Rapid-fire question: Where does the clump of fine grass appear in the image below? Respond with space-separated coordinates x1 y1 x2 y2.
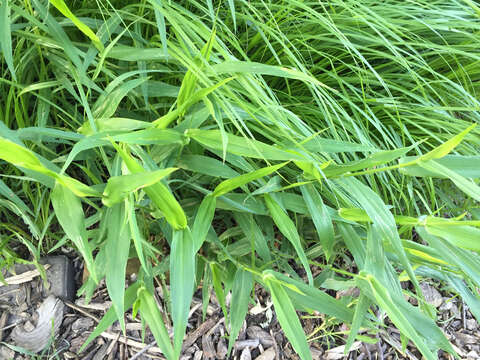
1 0 480 359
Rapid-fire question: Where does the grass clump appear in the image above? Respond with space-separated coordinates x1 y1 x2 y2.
1 0 480 359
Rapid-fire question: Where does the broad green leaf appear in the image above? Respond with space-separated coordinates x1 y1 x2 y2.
234 212 271 262
419 124 476 161
139 288 175 360
1 0 16 80
426 224 480 252
170 228 195 357
80 283 139 352
270 270 354 321
213 162 288 197
63 128 183 170
51 183 96 282
323 146 414 177
188 129 304 161
337 178 420 294
366 275 455 360
264 272 312 360
103 168 177 207
345 294 370 353
178 155 239 178
417 227 480 288
399 155 480 178
78 118 151 135
298 137 376 153
0 138 99 197
210 262 228 318
0 137 49 173
49 0 103 51
127 196 148 273
113 143 187 229
264 194 313 285
93 78 148 119
446 274 480 323
106 45 170 61
300 183 335 261
192 195 216 252
418 160 480 202
212 61 329 89
228 268 253 354
364 274 444 360
105 204 131 332
177 28 216 110
154 77 234 129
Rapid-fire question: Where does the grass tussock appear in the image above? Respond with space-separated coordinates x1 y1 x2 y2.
1 0 480 359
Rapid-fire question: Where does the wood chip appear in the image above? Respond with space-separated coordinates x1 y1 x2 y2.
202 333 216 359
235 339 259 351
255 347 276 360
106 332 121 355
249 300 273 316
247 326 274 347
216 336 228 359
325 341 361 360
193 350 203 360
92 342 109 360
0 312 8 342
0 265 51 286
420 282 442 308
182 316 218 350
100 331 166 358
75 298 112 311
240 346 252 360
11 295 64 353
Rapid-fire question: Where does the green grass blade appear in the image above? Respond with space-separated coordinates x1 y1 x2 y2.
228 268 253 354
234 212 271 262
178 154 239 178
210 262 228 319
105 203 131 333
170 228 195 357
344 294 370 354
188 129 304 161
139 287 175 360
399 155 480 178
213 162 288 197
127 196 148 273
264 272 312 360
418 160 480 202
0 0 16 81
192 195 216 252
51 183 96 282
264 194 313 285
49 0 103 51
300 183 335 261
102 168 177 207
364 274 439 360
113 143 187 229
80 282 140 352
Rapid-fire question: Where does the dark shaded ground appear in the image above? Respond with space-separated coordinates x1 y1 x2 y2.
0 255 479 360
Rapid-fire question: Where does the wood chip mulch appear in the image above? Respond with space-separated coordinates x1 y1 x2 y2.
1 256 479 359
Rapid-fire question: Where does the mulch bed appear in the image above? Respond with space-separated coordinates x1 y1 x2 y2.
0 254 479 359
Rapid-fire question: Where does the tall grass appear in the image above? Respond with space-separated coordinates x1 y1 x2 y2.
1 0 480 359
